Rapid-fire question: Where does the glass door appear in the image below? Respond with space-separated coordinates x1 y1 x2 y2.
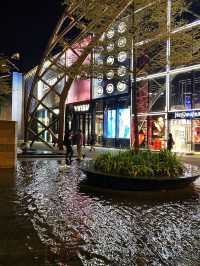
170 119 192 153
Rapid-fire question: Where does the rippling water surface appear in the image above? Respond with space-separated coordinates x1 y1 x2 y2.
0 159 200 266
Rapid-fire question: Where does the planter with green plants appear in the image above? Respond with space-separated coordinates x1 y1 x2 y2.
80 150 200 190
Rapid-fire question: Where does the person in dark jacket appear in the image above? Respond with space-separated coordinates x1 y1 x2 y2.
167 133 175 151
76 129 84 160
63 130 73 165
89 132 96 151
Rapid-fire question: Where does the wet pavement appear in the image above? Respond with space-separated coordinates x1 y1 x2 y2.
0 159 200 265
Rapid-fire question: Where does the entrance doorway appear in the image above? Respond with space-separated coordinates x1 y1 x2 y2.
170 119 192 153
75 113 91 145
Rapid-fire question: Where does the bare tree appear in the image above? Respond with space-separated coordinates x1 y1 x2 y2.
73 0 197 151
0 56 11 102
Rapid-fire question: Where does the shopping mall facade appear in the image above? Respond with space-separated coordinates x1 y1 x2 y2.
25 1 200 153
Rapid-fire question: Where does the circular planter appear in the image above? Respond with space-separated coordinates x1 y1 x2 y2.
80 161 200 191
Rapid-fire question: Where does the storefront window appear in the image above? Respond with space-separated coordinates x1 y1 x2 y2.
193 71 200 109
170 72 193 111
137 77 166 114
96 112 103 144
37 110 51 142
193 119 200 151
138 117 147 148
169 119 192 153
148 115 165 150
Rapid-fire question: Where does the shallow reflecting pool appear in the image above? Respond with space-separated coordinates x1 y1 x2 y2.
0 159 200 265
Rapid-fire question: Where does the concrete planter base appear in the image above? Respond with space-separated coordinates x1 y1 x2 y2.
80 161 200 191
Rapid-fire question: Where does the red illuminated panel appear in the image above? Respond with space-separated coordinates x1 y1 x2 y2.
66 36 91 104
66 36 91 66
66 79 90 104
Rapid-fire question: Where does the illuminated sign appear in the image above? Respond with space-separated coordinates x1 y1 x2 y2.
173 111 200 119
74 104 90 112
185 95 191 110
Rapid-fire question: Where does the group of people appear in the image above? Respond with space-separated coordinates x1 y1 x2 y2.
63 130 96 165
62 130 174 165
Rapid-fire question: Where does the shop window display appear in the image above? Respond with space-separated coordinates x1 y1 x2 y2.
193 119 200 151
96 113 103 144
193 71 200 109
131 117 147 148
148 116 165 150
104 109 116 138
116 108 130 139
138 117 147 148
170 72 193 111
169 119 192 153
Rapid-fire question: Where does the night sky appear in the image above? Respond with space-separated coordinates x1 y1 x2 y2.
0 0 63 72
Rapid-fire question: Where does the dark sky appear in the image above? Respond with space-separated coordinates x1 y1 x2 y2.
0 0 63 72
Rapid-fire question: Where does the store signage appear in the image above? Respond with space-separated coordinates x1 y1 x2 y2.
74 104 90 112
173 111 200 119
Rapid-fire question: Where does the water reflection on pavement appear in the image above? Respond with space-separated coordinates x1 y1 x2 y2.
0 159 200 266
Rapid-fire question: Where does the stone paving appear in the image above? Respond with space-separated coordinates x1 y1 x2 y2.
17 141 200 167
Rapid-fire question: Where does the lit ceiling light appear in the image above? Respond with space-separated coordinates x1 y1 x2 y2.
106 29 115 39
106 56 115 65
106 70 115 79
118 52 127 62
118 37 127 47
117 66 127 77
118 22 127 33
97 73 103 81
106 83 114 94
107 43 115 52
117 81 127 92
97 86 104 95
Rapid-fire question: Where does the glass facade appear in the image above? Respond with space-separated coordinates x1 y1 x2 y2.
25 2 200 153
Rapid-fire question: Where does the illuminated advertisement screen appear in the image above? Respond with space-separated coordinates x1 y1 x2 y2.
117 108 130 138
104 110 116 138
66 79 90 104
66 36 91 104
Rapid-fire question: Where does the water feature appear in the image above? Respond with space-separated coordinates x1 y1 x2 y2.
0 159 200 265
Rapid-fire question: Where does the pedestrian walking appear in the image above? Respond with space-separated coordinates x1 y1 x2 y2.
76 129 84 161
89 132 96 151
167 133 175 151
63 130 73 165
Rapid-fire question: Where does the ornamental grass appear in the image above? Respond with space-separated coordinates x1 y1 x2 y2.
94 150 185 178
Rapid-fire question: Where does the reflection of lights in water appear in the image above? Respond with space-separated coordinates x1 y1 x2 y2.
118 52 127 62
10 160 200 265
106 83 114 93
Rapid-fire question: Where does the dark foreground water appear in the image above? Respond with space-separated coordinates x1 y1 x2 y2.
0 160 200 266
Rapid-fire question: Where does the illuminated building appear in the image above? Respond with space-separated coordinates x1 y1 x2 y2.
25 1 200 153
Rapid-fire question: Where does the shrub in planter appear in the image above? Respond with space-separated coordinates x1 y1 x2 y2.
94 150 185 178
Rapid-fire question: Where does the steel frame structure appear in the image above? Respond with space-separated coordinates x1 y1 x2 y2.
25 0 133 149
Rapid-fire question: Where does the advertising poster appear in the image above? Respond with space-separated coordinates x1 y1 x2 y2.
104 110 116 138
117 108 130 138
